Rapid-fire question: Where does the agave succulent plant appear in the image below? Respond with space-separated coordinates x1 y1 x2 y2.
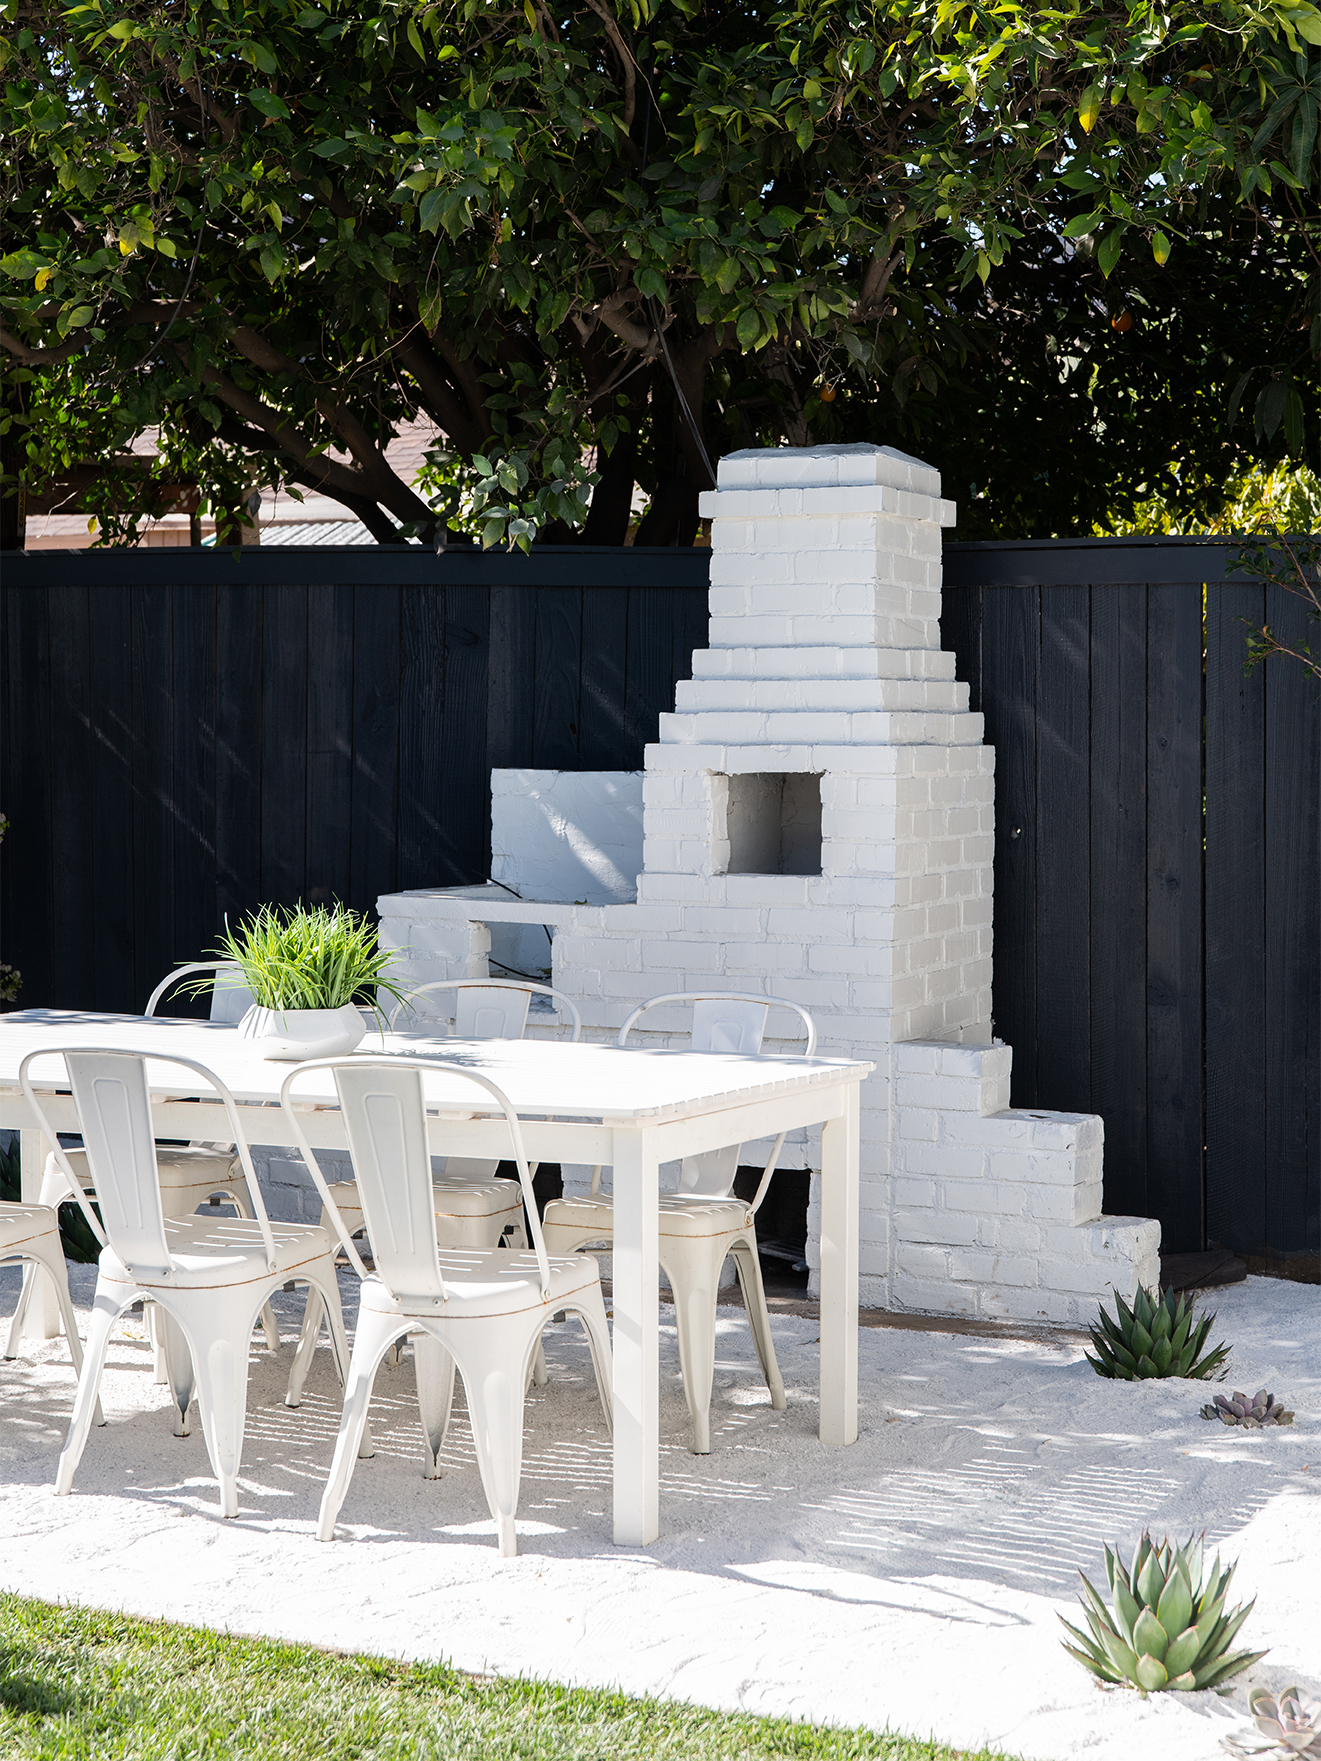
1223 1686 1321 1757
1086 1284 1230 1380
1202 1389 1295 1428
1060 1532 1265 1695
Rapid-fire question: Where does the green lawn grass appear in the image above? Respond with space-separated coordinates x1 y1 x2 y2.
0 1594 1023 1761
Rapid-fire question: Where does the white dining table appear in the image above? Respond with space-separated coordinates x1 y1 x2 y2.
0 1009 871 1545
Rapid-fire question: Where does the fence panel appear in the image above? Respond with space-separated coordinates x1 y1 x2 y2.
944 539 1319 1273
0 546 709 1020
3 535 1316 1271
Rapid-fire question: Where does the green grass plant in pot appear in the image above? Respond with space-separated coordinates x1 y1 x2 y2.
197 903 407 1061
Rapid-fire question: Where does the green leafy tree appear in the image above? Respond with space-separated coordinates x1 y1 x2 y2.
2 0 1318 547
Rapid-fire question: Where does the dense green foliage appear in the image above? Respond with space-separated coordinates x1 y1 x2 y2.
1 0 1318 544
0 1595 1018 1759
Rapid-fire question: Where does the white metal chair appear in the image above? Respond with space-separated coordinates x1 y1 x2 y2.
541 991 816 1453
10 962 280 1363
19 1047 349 1518
1 1201 87 1377
280 1058 612 1558
315 978 583 1252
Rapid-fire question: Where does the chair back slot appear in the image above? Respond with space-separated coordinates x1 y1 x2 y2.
333 1064 448 1303
66 1052 172 1276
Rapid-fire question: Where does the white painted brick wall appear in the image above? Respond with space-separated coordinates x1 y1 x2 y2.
888 1038 1159 1322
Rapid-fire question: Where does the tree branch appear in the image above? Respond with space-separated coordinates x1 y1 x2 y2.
582 0 637 136
394 330 487 455
592 290 657 354
0 327 84 366
851 249 901 320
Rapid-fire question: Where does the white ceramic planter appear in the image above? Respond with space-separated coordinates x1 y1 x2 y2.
237 1002 366 1062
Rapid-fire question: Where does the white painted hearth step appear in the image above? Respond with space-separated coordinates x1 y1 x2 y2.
673 678 969 715
691 646 959 682
657 709 986 747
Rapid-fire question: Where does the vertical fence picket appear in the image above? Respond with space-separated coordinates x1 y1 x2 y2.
1205 577 1268 1256
1087 584 1150 1218
1262 580 1321 1270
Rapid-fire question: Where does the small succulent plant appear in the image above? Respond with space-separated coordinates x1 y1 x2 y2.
1223 1686 1321 1757
1202 1389 1295 1428
1086 1284 1230 1380
1060 1532 1265 1695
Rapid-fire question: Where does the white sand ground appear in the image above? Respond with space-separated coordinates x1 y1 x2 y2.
0 1266 1316 1761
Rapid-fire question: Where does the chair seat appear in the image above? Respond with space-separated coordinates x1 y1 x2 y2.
57 1143 238 1195
543 1191 755 1241
361 1246 602 1321
0 1202 63 1254
98 1215 335 1291
322 1177 524 1227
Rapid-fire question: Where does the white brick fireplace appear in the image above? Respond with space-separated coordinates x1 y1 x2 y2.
378 443 1159 1322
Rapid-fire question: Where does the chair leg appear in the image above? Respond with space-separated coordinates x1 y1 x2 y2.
285 1260 350 1406
23 1241 104 1429
155 1306 195 1437
663 1238 728 1456
4 1263 39 1359
285 1289 323 1409
565 1291 614 1430
226 1182 281 1353
730 1239 786 1410
413 1334 456 1478
55 1285 122 1495
180 1299 257 1519
317 1306 401 1541
453 1318 536 1558
30 1245 85 1379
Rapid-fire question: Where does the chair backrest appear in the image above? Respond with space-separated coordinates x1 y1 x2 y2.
280 1057 552 1300
389 979 581 1043
18 1047 276 1277
146 961 255 1027
618 992 818 1196
618 992 817 1057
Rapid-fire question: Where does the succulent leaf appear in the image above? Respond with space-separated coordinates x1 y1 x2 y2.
1184 1535 1204 1595
1112 1573 1142 1645
1137 1549 1166 1612
1157 1567 1193 1642
1136 1653 1169 1693
1134 1605 1170 1660
1194 1648 1268 1691
1163 1625 1202 1677
1166 1670 1197 1691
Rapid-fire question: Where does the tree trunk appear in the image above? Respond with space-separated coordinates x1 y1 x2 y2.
581 379 648 545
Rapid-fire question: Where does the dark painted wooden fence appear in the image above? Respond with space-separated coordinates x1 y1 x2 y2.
943 539 1320 1275
0 545 708 1019
2 535 1317 1272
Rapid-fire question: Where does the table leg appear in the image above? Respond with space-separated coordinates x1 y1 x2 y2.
19 1127 63 1342
818 1083 859 1446
610 1124 659 1546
